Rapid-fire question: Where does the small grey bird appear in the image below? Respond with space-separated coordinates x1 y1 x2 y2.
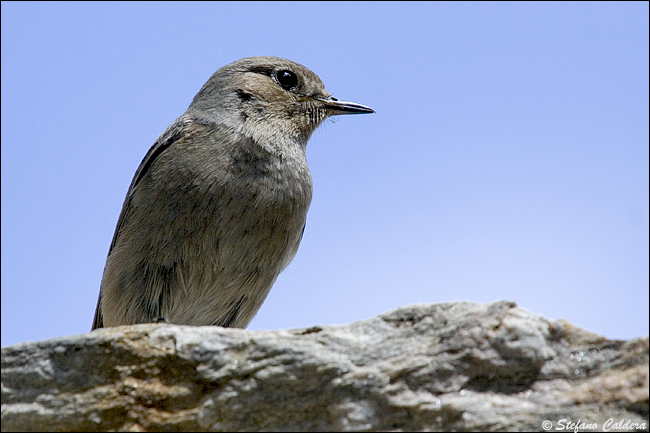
92 56 373 330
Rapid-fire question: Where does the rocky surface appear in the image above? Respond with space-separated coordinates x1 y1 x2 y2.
1 301 648 432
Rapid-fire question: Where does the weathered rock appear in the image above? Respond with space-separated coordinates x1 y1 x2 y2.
1 301 648 432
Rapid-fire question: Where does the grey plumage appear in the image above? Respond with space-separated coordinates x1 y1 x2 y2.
92 56 373 330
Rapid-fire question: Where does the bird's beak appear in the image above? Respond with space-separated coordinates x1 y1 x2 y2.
315 96 375 115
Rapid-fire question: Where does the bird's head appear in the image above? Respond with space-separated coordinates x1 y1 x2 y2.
187 56 374 147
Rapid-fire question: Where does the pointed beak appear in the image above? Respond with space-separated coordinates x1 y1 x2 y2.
315 96 375 115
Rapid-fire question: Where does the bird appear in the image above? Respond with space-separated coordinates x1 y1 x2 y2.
91 56 374 330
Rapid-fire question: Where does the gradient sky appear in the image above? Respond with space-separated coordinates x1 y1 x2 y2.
2 1 648 347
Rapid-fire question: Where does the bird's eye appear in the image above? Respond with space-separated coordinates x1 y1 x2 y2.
276 70 298 90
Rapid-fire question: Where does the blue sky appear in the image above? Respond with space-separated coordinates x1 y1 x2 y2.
2 1 648 347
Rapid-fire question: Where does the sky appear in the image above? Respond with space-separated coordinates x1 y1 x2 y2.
2 1 648 347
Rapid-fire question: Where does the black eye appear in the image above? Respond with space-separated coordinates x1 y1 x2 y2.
276 70 298 90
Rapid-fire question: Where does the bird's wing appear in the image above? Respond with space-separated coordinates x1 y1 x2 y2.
91 116 192 330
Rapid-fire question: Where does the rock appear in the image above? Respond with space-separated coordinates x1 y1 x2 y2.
1 301 648 432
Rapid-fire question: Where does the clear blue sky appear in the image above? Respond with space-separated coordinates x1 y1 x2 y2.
2 2 648 347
